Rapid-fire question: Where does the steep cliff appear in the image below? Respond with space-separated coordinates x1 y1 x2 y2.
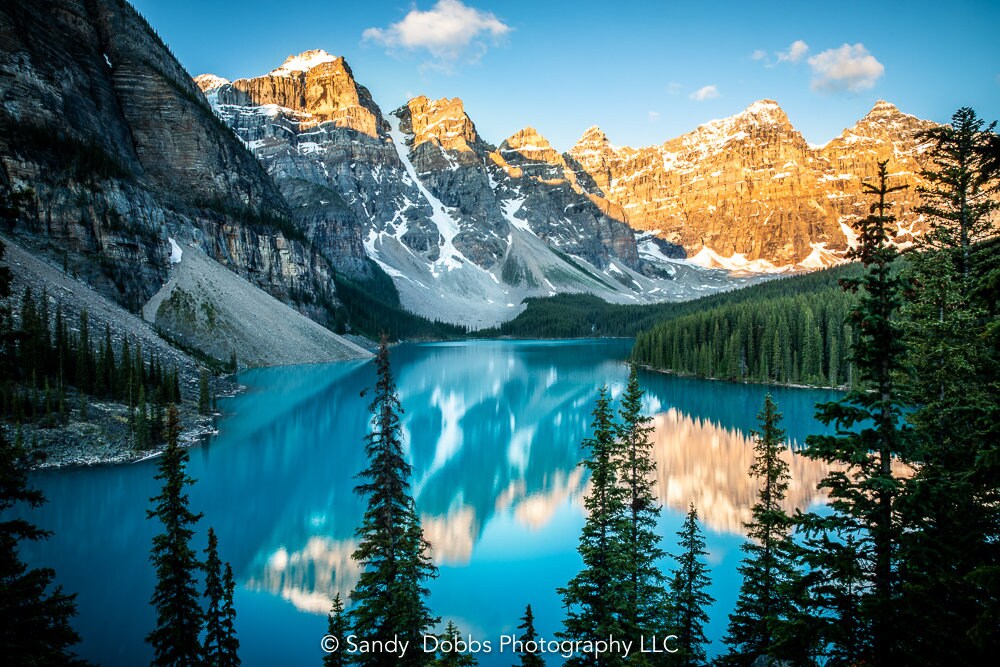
0 0 344 340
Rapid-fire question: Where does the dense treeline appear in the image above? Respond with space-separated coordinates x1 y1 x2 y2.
0 285 182 448
330 264 467 341
479 263 862 340
631 281 858 387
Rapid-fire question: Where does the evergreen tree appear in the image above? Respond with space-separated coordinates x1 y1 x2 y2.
513 604 544 667
433 621 477 667
146 404 204 666
0 424 88 665
723 395 805 665
219 563 240 667
667 504 714 667
198 369 210 415
349 337 438 667
203 528 225 664
894 108 1000 663
614 366 665 643
798 161 910 666
915 107 999 281
558 386 626 666
323 593 349 667
75 310 90 395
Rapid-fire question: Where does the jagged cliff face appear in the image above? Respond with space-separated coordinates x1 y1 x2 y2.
567 99 939 268
198 54 722 326
0 0 336 323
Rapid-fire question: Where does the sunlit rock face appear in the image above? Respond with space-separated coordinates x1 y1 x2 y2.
566 99 940 268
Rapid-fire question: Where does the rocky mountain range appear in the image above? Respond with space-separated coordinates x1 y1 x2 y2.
196 50 940 324
1 0 944 350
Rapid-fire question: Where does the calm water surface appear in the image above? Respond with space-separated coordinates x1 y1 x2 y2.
19 339 841 665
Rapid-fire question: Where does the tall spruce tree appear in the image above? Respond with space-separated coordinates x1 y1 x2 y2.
349 337 437 667
324 593 348 667
667 504 714 667
146 404 204 666
203 527 225 664
219 563 240 667
432 621 477 667
798 161 910 666
615 366 665 643
915 107 999 281
723 394 804 665
558 386 626 667
514 604 544 667
895 107 1000 663
0 422 88 665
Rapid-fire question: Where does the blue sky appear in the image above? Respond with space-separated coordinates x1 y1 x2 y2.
132 0 1000 151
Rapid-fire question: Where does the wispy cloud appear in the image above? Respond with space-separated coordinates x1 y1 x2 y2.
808 43 884 93
648 111 661 122
777 40 809 63
689 85 720 101
666 82 682 95
751 49 768 61
362 0 510 70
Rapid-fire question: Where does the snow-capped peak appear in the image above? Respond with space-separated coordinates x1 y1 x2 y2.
268 49 338 77
193 73 230 93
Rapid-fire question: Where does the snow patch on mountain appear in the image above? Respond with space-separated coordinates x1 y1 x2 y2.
387 113 464 275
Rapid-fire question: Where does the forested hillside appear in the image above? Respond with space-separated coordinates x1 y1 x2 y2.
481 264 860 341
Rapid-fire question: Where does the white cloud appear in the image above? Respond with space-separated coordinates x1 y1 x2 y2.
689 85 719 102
362 0 510 65
648 111 661 122
808 43 885 93
751 49 768 61
666 82 682 95
777 40 809 63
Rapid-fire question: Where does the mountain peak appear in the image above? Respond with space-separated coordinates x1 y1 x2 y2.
863 99 903 119
193 73 230 93
268 49 340 77
402 96 479 151
737 99 789 123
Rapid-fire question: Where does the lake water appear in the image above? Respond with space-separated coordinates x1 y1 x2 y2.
19 339 841 666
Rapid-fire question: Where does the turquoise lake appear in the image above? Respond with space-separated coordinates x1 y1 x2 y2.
19 339 842 665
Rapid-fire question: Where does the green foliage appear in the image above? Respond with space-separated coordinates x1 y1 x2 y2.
915 107 999 279
202 527 225 664
198 368 211 415
487 264 861 344
146 405 204 666
631 268 861 387
349 338 438 667
332 262 465 341
0 286 182 439
323 594 349 667
891 107 1000 663
220 563 240 667
723 395 806 665
797 162 912 666
432 621 478 666
615 367 666 644
0 423 88 665
557 387 627 666
667 504 714 667
514 605 545 667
